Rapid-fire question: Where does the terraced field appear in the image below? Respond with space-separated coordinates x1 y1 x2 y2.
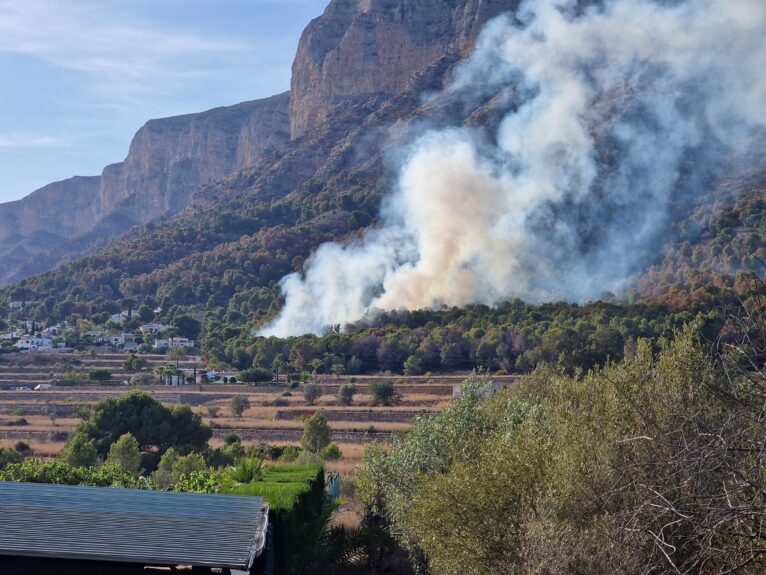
0 351 520 473
0 351 200 387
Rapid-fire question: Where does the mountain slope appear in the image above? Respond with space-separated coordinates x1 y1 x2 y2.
0 93 290 285
2 0 765 371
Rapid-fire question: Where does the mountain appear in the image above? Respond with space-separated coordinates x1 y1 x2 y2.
0 0 515 287
2 0 765 371
0 93 290 285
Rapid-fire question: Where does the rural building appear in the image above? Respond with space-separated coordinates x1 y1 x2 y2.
0 481 269 573
14 336 53 352
109 311 132 324
139 322 169 334
42 324 63 337
154 337 194 350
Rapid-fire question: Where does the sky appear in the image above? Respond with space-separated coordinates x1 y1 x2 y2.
0 0 328 203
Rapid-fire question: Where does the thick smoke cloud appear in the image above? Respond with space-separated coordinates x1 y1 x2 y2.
261 0 766 337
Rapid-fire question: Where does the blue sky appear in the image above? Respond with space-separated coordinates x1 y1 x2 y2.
0 0 327 202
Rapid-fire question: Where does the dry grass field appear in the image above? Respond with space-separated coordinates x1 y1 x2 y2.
0 351 521 487
0 350 517 477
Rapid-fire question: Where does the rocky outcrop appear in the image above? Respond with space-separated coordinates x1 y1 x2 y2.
0 93 290 284
0 176 101 279
97 92 290 222
289 0 516 138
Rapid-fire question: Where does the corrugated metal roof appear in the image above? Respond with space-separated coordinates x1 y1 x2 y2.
0 481 267 570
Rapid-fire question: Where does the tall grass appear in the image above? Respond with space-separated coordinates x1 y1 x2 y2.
222 464 322 511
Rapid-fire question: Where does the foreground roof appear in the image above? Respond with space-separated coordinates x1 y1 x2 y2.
0 481 267 570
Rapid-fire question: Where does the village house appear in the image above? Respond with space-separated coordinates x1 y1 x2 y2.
104 333 138 350
108 311 132 325
14 335 53 352
139 322 170 335
42 324 63 337
154 337 194 351
8 300 33 312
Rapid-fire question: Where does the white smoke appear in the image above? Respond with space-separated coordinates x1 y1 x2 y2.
261 0 766 337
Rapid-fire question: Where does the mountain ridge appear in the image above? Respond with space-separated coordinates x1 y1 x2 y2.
0 92 291 285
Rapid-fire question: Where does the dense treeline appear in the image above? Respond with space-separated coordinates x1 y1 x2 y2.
207 300 725 377
638 185 766 307
358 297 766 574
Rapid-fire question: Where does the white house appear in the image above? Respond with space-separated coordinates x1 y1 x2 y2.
14 336 53 352
154 337 194 351
106 333 126 346
8 301 33 312
104 333 137 349
139 323 169 335
109 311 132 324
0 331 20 341
42 324 63 337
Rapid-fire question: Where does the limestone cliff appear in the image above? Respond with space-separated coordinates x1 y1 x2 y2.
0 0 519 284
289 0 515 138
0 93 290 284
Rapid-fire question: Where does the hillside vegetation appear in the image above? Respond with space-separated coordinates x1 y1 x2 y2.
359 298 766 574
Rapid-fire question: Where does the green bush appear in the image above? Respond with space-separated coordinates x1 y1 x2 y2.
238 367 272 383
0 447 23 471
322 442 343 461
0 459 135 487
88 368 112 381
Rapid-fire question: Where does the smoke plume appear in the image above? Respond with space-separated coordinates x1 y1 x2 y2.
261 0 766 337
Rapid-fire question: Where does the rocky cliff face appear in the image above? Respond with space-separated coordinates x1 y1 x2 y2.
0 92 290 284
0 0 518 285
289 0 515 138
0 176 101 276
98 92 290 222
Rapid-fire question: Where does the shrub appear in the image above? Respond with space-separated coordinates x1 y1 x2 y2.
226 458 265 484
238 367 272 383
0 459 135 487
0 447 23 470
301 412 332 454
303 384 322 406
369 381 400 406
59 434 98 467
279 445 302 463
88 369 112 381
322 442 343 461
230 396 251 417
105 433 141 475
338 383 357 406
224 433 241 446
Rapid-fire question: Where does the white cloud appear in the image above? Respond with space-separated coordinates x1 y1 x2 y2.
0 0 255 100
0 134 68 149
